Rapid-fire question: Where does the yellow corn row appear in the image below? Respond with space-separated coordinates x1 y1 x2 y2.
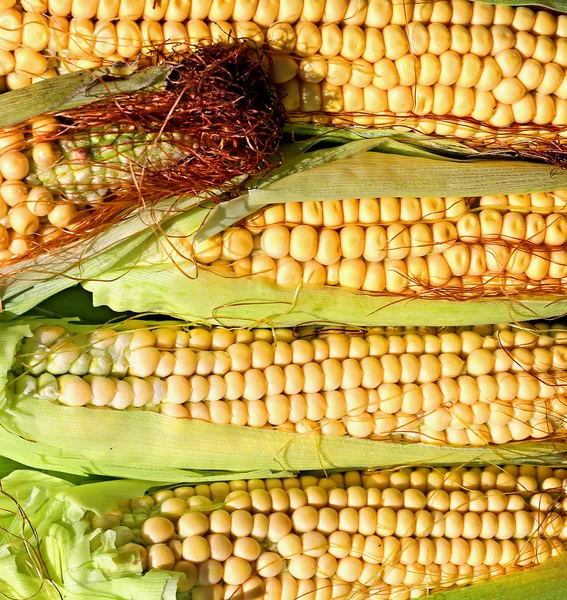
193 193 567 298
0 119 77 261
89 466 567 598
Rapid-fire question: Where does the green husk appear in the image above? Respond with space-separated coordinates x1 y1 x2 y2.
0 319 566 482
434 551 567 600
82 145 567 327
246 152 567 206
87 266 567 328
0 63 171 128
0 194 203 320
481 0 567 8
0 470 179 600
1 469 567 600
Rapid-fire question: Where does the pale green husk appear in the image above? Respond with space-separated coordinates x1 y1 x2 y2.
1 469 567 600
0 194 209 320
0 470 177 600
484 0 567 8
83 145 567 327
0 319 566 482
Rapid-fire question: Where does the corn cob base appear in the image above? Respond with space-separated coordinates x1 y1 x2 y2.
85 466 567 598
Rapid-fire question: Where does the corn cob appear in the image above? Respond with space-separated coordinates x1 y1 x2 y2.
191 193 567 299
4 0 567 137
0 126 62 259
85 466 567 598
4 2 567 264
11 320 567 446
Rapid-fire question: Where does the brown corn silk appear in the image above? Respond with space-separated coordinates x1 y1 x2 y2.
0 42 286 267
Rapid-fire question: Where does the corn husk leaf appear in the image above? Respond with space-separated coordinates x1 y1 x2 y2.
247 152 567 205
458 0 567 11
0 63 171 128
85 145 567 326
86 266 567 327
1 469 567 600
435 552 567 600
1 319 566 482
0 470 180 600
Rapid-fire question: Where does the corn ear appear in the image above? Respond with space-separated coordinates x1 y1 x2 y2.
83 143 567 326
1 468 567 600
2 319 567 481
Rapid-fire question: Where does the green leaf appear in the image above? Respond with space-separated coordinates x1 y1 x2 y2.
285 123 482 157
0 471 179 600
0 63 172 128
477 0 567 10
31 286 128 323
434 552 567 600
249 153 567 205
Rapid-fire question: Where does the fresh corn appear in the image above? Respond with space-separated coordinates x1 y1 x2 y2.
269 12 567 133
0 37 285 264
193 193 567 298
0 0 567 137
85 466 567 598
2 467 567 600
0 124 80 260
4 1 567 264
2 0 567 136
11 320 567 446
